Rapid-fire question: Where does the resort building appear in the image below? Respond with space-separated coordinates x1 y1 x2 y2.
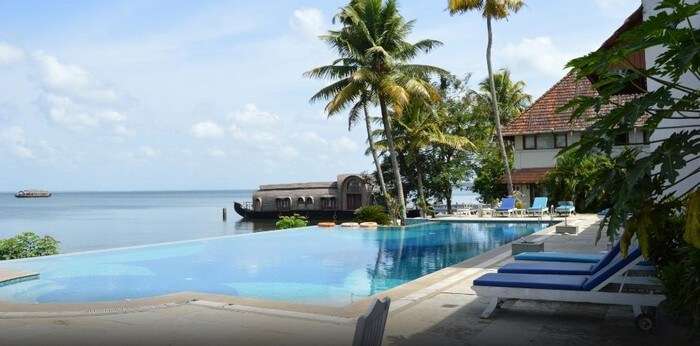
502 7 649 207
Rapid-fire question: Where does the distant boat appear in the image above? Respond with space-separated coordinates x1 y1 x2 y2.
234 174 370 220
233 174 421 220
15 190 52 198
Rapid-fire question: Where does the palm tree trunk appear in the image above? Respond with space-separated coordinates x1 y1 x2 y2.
363 102 389 201
415 157 427 218
379 97 408 223
486 16 514 196
446 193 452 214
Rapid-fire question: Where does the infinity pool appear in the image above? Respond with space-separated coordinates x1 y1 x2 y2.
0 221 549 306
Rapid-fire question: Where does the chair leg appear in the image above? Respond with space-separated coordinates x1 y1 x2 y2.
632 304 642 317
481 297 499 319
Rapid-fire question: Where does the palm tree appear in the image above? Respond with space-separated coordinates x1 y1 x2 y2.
476 68 532 125
375 100 474 216
306 0 446 223
448 0 525 196
348 91 389 199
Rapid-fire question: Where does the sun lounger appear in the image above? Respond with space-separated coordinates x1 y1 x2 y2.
499 243 621 275
526 197 548 216
472 247 665 331
494 197 516 217
514 251 605 263
555 201 576 216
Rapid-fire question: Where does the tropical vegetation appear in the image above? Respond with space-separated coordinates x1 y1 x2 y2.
306 0 447 223
543 151 615 213
448 0 526 196
562 0 699 331
0 232 59 260
275 214 309 230
354 205 391 225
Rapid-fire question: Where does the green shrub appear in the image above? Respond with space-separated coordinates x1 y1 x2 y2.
0 232 60 260
659 246 700 332
275 214 309 229
354 205 391 225
543 151 614 213
472 147 511 205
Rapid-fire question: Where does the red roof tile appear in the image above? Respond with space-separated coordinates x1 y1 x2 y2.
503 168 551 184
502 72 643 136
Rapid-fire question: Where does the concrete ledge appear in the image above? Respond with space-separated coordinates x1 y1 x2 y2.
556 225 580 234
0 269 39 287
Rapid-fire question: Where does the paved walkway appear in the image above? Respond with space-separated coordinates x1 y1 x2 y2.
0 215 679 345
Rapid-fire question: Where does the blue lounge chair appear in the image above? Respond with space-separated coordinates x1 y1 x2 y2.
555 201 576 216
526 197 548 216
472 247 665 331
514 251 604 263
494 197 516 216
500 243 621 275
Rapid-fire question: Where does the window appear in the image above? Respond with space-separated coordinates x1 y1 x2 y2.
614 132 629 146
297 197 305 208
305 197 314 207
537 134 554 149
523 135 536 150
275 198 291 211
554 133 567 148
253 198 262 211
321 197 336 210
346 178 361 193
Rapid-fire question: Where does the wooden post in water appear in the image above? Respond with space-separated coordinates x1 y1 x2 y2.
222 208 227 221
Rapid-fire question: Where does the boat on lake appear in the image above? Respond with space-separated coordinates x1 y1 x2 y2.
15 190 52 198
234 174 371 220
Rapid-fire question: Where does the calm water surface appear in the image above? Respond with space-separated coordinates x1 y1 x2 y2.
0 190 271 252
0 221 546 306
0 190 480 253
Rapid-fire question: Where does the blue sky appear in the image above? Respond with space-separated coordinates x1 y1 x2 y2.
0 0 640 191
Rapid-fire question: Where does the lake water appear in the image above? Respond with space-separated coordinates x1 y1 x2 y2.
0 190 479 253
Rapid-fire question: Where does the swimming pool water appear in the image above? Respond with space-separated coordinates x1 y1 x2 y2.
0 222 549 306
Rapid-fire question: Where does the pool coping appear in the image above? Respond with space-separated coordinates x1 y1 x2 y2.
0 219 563 320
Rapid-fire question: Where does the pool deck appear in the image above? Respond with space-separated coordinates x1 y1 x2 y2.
0 214 675 345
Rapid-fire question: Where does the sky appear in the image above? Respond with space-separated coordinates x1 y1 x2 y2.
0 0 641 191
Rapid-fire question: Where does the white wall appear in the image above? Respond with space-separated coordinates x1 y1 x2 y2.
644 0 700 197
514 149 560 169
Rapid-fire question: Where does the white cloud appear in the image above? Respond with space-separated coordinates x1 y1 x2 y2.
1 126 34 159
0 43 24 65
502 37 572 77
332 137 359 153
139 145 160 158
228 103 279 127
290 8 325 38
300 131 328 145
191 121 224 138
33 52 128 131
595 0 638 12
207 147 227 158
113 125 134 136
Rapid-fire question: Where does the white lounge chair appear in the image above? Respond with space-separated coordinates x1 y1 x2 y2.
472 247 664 331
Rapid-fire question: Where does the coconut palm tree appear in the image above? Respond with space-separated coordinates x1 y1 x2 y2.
476 68 532 125
306 0 446 223
374 100 474 216
348 91 389 199
448 0 525 196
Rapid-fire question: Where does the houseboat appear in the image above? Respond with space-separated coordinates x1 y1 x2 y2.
234 174 371 220
15 190 52 198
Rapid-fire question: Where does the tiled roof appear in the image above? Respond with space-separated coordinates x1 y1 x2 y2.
503 168 551 184
502 72 643 136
